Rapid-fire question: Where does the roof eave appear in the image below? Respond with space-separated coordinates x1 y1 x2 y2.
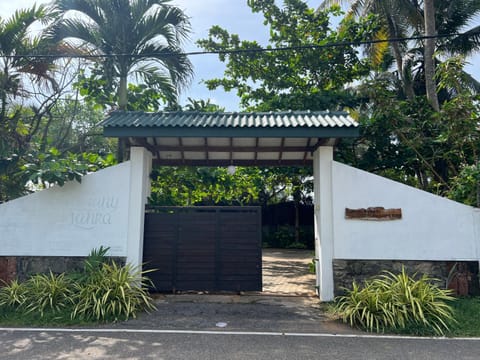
103 126 360 138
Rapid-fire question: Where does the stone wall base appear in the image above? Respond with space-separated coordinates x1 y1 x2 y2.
0 257 17 284
0 256 126 284
333 259 480 296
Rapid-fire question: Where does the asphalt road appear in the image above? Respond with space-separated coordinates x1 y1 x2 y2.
1 295 479 359
1 328 480 360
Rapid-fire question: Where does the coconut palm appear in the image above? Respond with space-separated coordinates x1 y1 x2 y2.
50 0 193 110
319 0 480 102
319 0 422 99
424 0 439 110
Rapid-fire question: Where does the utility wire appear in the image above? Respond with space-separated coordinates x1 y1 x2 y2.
0 31 476 59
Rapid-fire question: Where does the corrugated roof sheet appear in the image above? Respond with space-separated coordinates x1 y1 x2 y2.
102 110 358 129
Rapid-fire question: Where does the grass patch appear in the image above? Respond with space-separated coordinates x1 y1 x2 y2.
447 297 480 337
0 306 97 327
384 297 480 337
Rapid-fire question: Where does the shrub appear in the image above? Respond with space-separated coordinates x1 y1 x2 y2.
334 267 456 335
83 245 110 275
0 280 28 309
0 247 156 324
68 246 111 284
72 262 156 322
24 272 74 316
308 257 316 274
285 242 307 249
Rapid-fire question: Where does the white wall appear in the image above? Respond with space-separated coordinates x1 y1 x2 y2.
332 161 480 261
0 162 131 257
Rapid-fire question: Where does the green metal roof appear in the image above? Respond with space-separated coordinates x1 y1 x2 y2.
102 110 359 166
102 110 359 138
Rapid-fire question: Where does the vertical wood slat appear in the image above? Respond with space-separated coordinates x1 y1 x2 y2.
143 206 262 292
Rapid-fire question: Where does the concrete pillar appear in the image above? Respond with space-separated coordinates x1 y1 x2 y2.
313 146 335 301
126 147 152 268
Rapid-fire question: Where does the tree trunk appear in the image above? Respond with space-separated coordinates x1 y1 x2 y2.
386 16 415 99
118 76 128 110
116 75 128 161
423 0 440 111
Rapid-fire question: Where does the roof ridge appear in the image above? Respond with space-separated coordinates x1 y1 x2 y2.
102 110 358 130
112 109 348 115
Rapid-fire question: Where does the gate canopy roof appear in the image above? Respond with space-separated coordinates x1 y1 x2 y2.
102 110 358 166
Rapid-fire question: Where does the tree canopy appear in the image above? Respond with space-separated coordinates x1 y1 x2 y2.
50 0 193 110
1 0 480 209
197 0 378 111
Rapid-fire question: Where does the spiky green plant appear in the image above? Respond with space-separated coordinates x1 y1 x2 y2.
24 272 74 317
334 267 456 335
84 246 110 273
334 281 398 333
72 262 156 322
0 280 28 309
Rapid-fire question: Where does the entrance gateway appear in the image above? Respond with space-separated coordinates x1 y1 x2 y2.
144 206 262 292
102 110 359 300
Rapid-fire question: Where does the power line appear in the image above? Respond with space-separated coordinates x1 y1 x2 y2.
0 31 476 60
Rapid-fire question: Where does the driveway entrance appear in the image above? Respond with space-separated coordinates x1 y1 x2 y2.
143 206 262 292
261 249 316 296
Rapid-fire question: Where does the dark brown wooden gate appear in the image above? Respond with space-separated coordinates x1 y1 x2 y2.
143 206 262 292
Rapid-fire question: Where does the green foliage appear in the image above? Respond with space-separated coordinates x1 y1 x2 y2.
285 242 307 249
198 0 378 110
70 246 156 322
449 297 480 337
272 225 295 248
334 268 456 335
262 225 313 249
53 0 193 109
67 245 112 284
150 166 312 207
339 60 480 198
184 97 225 112
0 279 28 309
83 245 110 274
0 247 156 324
74 68 167 111
1 98 116 201
72 262 156 322
150 166 263 206
448 164 480 206
21 149 116 187
23 272 73 317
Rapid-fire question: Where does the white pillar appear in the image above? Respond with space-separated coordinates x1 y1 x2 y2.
313 146 335 301
126 147 152 268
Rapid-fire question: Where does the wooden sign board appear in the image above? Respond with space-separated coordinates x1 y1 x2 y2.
345 207 402 220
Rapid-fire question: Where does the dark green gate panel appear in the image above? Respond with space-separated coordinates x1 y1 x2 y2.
143 207 262 292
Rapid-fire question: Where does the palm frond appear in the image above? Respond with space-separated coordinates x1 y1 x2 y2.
52 0 193 105
368 28 390 68
54 0 105 28
50 18 103 51
0 5 46 56
134 43 192 89
441 26 480 56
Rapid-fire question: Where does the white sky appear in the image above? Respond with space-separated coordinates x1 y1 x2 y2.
2 0 479 110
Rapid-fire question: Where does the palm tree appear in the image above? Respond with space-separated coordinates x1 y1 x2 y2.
0 5 57 121
319 0 422 99
423 0 439 110
50 0 193 110
0 5 61 201
319 0 480 103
